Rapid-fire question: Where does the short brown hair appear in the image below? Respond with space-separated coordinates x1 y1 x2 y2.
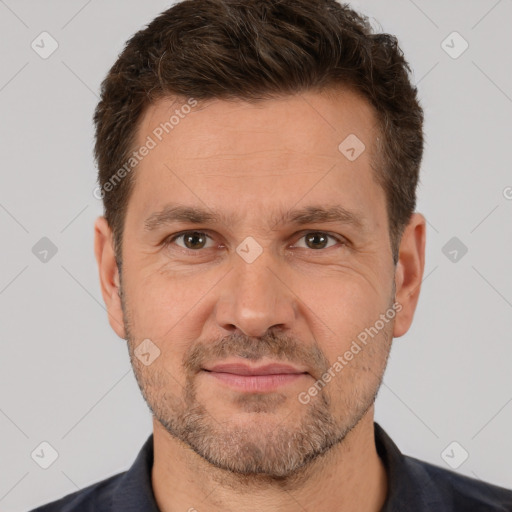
93 0 423 267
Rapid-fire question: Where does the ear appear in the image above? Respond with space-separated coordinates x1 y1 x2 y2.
393 213 426 338
94 216 126 339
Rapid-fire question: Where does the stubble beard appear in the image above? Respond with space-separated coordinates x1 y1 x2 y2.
119 281 392 483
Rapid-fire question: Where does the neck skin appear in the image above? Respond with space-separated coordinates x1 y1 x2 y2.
151 406 388 512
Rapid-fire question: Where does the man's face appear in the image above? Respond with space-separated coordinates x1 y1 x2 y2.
114 89 399 477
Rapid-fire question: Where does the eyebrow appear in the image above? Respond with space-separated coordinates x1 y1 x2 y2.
144 203 366 232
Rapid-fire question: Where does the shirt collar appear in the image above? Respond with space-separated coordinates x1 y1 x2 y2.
374 422 446 511
111 433 160 512
110 422 444 511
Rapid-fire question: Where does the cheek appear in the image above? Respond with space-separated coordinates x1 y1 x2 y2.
122 265 210 360
319 320 393 403
298 271 390 344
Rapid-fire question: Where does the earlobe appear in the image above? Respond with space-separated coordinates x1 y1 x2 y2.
94 216 126 339
392 213 426 338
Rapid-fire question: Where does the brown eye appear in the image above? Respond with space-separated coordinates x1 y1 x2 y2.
167 231 214 250
294 232 341 250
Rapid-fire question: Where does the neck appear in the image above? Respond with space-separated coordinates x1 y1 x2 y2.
151 408 388 512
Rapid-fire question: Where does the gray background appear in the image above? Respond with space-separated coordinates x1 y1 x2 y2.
0 0 511 510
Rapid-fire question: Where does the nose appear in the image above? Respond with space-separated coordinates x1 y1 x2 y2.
214 247 297 338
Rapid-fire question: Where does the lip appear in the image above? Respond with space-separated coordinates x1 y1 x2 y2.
201 362 309 393
203 362 307 375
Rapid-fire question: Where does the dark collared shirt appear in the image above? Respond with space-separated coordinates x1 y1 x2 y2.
29 422 512 511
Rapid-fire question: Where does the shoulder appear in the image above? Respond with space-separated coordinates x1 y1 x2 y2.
28 471 125 512
28 433 157 511
404 454 512 511
374 422 512 511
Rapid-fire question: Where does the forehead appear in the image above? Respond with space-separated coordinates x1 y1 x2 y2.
127 88 385 230
136 88 379 167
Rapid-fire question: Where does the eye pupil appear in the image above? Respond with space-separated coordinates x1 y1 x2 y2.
184 231 207 249
305 232 328 249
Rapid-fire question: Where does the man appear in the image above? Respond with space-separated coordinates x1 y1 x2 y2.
30 0 512 510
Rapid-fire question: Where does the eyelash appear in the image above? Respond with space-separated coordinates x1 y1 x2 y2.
162 230 347 254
